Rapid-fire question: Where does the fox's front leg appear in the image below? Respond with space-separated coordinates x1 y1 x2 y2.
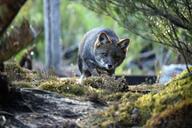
79 60 99 84
90 69 99 76
85 59 100 76
78 61 95 83
79 70 90 84
79 69 99 84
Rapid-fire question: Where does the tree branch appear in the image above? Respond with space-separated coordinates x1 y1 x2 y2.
0 20 37 62
0 0 26 37
146 3 191 31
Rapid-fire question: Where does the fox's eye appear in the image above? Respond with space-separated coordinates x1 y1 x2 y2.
113 55 120 61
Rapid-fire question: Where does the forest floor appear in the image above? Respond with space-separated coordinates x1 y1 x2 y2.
0 62 192 128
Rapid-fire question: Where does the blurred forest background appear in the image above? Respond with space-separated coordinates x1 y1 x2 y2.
11 0 185 76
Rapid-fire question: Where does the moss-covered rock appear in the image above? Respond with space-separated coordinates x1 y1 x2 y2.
95 69 192 127
38 78 87 97
146 99 192 128
12 81 35 88
4 62 192 128
4 61 37 81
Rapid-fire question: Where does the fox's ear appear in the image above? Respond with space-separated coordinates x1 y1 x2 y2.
98 32 110 45
118 38 130 50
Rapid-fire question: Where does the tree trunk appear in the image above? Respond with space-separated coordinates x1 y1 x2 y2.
44 0 62 75
0 0 26 37
0 20 37 62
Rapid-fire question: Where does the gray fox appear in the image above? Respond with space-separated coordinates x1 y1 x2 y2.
78 28 130 80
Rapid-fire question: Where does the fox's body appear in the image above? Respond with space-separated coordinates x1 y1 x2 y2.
78 28 129 79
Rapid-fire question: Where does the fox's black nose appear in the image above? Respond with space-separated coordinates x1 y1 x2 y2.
107 64 113 69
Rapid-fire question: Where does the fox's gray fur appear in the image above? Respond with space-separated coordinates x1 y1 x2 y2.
78 28 130 80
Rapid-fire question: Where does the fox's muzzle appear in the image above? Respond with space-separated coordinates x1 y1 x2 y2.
107 64 113 69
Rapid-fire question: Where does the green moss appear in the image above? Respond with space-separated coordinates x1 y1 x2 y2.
128 84 164 93
38 78 87 96
4 61 38 81
136 69 192 124
121 92 143 102
4 62 129 100
106 92 124 101
36 77 120 103
95 69 192 127
146 99 192 128
11 81 34 88
83 76 128 92
6 62 192 127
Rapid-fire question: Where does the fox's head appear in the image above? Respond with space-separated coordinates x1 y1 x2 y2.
93 32 130 71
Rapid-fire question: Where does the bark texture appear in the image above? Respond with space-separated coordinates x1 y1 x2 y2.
44 0 62 74
0 20 36 62
0 0 26 37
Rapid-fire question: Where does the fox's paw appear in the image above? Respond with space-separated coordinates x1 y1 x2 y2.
77 75 84 85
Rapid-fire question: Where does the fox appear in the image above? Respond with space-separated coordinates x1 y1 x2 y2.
78 27 130 81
